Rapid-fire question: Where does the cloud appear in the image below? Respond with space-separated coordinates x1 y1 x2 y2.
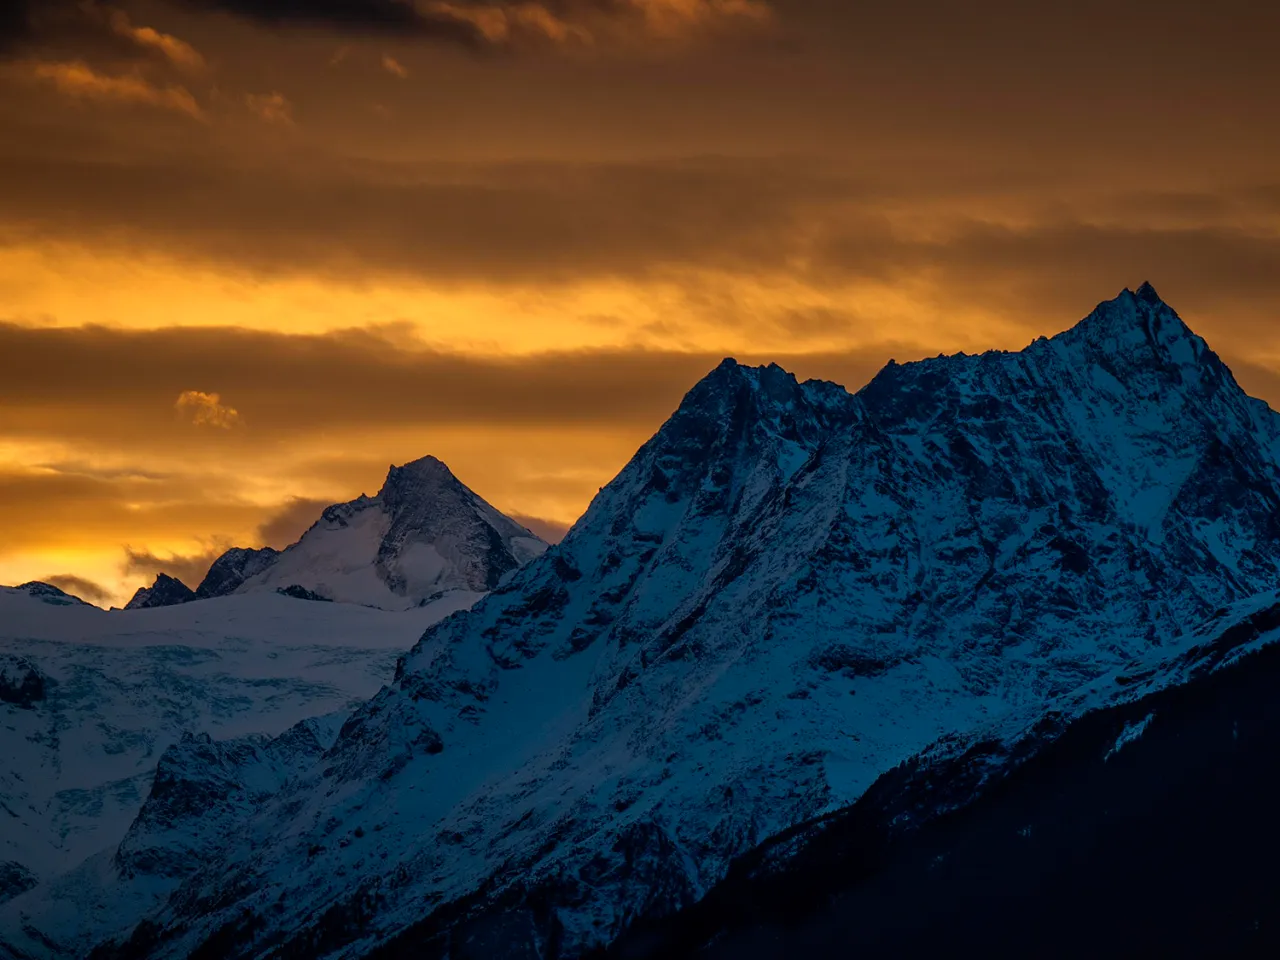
17 59 205 119
508 513 571 543
122 543 228 589
0 323 872 435
183 0 772 49
380 53 408 77
41 573 114 605
256 497 329 547
105 8 206 72
0 153 850 283
0 464 268 555
175 390 243 428
245 90 294 124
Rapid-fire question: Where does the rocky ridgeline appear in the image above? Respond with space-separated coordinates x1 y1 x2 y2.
11 286 1280 959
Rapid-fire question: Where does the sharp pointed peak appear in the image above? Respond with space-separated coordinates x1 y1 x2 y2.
1134 280 1163 304
391 454 451 475
150 572 191 589
379 455 458 494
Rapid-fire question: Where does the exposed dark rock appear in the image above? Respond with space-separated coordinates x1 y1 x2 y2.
124 574 196 610
275 584 332 602
196 547 280 599
0 654 47 707
0 860 37 905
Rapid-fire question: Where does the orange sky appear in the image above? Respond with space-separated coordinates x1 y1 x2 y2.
2 0 1279 605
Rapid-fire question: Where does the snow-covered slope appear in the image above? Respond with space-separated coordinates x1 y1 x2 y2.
10 285 1280 959
619 590 1280 958
124 456 548 612
0 586 479 902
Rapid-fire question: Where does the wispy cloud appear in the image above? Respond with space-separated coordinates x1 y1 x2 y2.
105 7 206 72
20 59 205 119
41 572 114 605
380 53 408 78
245 90 294 125
122 543 229 589
180 0 773 50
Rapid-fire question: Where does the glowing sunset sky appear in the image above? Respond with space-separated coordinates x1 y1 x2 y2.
2 0 1279 605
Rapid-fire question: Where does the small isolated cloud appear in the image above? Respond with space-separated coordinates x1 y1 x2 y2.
256 497 329 548
20 59 205 119
380 53 408 78
122 543 229 590
245 90 294 125
175 389 243 428
105 8 206 72
42 573 114 606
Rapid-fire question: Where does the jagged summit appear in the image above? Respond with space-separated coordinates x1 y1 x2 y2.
194 546 279 600
1055 282 1207 359
216 456 546 610
1135 279 1162 303
18 287 1280 960
123 574 195 611
121 457 548 612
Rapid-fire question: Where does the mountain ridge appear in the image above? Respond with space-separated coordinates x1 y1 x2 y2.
10 285 1280 960
122 456 547 612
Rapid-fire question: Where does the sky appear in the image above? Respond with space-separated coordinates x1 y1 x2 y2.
2 0 1279 606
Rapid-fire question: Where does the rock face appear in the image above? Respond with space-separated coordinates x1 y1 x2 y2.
0 655 46 707
194 547 280 600
0 862 36 907
127 457 547 612
123 574 196 610
14 286 1280 960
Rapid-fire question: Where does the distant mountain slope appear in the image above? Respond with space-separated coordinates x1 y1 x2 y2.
123 456 547 612
0 587 479 900
11 286 1280 960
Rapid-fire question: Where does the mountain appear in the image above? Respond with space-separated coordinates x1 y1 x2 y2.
12 582 92 608
123 574 196 610
194 547 280 600
616 593 1280 958
126 456 548 612
0 587 482 905
9 285 1280 959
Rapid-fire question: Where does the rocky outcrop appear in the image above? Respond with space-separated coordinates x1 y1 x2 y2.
195 547 280 599
0 655 46 707
124 574 196 610
0 862 36 906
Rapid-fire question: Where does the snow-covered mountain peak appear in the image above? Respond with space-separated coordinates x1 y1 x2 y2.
18 288 1280 960
1054 283 1213 370
1044 287 1265 435
378 453 455 500
9 582 91 608
230 456 548 609
112 458 548 613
